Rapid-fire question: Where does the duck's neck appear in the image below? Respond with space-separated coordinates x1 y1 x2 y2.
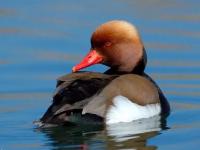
105 48 147 75
131 47 147 74
104 65 144 75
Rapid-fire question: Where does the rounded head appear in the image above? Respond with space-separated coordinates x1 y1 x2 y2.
73 20 146 73
91 20 141 48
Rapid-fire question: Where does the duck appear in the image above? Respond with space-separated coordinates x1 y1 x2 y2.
39 20 170 126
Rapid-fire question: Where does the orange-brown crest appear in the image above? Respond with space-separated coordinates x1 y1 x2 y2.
91 20 141 47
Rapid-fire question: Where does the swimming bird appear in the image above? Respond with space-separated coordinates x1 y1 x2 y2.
39 20 170 126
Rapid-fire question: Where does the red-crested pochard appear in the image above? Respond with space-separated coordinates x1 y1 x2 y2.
39 20 170 126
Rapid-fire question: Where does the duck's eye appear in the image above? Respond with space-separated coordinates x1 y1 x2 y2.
104 42 112 47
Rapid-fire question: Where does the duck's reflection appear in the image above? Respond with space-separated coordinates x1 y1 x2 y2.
105 115 166 150
36 115 168 150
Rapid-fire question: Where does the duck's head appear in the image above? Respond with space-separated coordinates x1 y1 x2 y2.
72 20 147 74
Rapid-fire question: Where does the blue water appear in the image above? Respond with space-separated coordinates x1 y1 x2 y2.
1 0 200 149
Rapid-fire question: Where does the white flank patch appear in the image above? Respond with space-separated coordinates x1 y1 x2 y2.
106 95 161 124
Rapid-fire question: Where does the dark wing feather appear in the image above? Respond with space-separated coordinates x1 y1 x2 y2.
40 71 117 125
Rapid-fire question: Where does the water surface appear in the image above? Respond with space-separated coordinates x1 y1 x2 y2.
0 0 200 149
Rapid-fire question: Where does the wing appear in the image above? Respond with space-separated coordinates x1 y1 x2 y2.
40 71 117 125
